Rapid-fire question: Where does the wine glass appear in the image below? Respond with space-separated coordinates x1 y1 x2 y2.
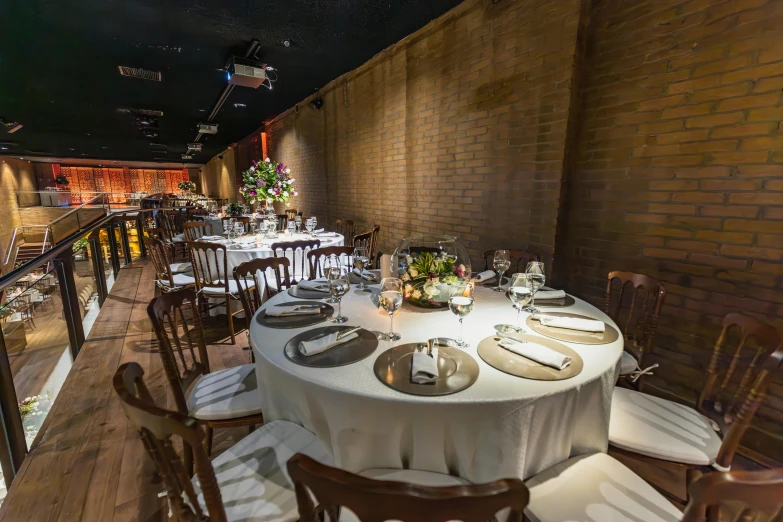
449 284 474 348
492 250 511 292
327 267 350 323
507 273 533 331
311 216 318 234
249 221 257 236
295 214 302 233
287 220 296 236
233 222 245 246
525 261 546 313
377 278 403 341
323 256 342 303
305 218 315 236
353 247 370 290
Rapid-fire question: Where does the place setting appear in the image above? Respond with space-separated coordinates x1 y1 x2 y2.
256 300 334 328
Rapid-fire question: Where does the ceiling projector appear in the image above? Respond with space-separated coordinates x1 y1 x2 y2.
198 122 218 134
227 56 270 89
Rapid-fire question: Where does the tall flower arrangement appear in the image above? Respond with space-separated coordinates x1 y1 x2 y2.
177 180 196 193
239 158 298 204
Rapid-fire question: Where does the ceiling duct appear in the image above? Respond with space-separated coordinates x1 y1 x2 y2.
117 66 162 81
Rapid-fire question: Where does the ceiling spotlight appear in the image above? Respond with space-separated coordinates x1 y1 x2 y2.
283 40 290 47
309 97 324 110
233 103 246 108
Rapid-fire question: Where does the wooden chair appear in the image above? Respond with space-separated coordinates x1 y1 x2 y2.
681 468 783 522
285 209 298 221
158 211 188 260
483 249 540 275
12 293 35 330
233 257 293 309
147 289 264 455
235 216 250 233
307 246 354 279
270 239 320 284
188 241 253 344
288 453 529 522
143 236 195 293
276 215 288 231
113 362 332 522
352 225 380 262
183 221 213 242
604 271 667 383
334 219 355 240
609 312 782 502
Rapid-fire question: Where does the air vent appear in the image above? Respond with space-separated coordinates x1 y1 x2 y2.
118 66 162 81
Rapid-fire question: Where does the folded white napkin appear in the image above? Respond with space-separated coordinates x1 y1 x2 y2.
297 279 330 292
202 235 223 240
316 232 338 237
498 338 572 370
265 305 322 317
537 316 605 333
472 270 496 283
299 332 359 356
313 228 324 234
411 349 439 384
534 290 567 300
353 268 379 281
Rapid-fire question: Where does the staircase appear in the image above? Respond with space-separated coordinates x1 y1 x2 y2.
15 243 52 265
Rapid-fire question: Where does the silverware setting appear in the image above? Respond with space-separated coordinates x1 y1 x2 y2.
496 331 527 344
337 325 362 340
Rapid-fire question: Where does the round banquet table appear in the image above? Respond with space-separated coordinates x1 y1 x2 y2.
249 283 623 483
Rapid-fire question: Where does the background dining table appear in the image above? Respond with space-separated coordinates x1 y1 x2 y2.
249 281 623 483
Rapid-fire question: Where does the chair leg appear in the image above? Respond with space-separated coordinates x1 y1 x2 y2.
205 426 213 456
227 301 235 345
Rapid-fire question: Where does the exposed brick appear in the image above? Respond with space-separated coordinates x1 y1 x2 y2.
700 205 760 218
685 112 744 128
711 123 776 138
689 253 748 269
709 151 770 164
717 92 782 111
689 83 749 102
657 129 710 144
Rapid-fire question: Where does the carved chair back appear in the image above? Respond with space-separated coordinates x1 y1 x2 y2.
682 468 783 522
307 246 354 279
334 219 356 240
189 241 230 294
183 221 213 242
270 239 321 284
233 257 293 313
483 249 541 274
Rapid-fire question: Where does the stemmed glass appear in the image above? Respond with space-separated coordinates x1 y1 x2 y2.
249 221 257 237
323 256 341 304
311 216 318 234
525 261 546 313
295 214 302 233
305 218 315 236
327 267 350 324
287 220 296 236
353 247 370 290
492 250 511 292
378 278 403 341
232 222 244 247
448 284 474 348
507 273 533 332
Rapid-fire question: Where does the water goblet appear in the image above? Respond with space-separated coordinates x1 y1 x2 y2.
311 216 318 234
287 220 296 236
305 218 315 236
295 214 302 233
377 278 403 341
492 250 511 292
323 256 342 303
507 273 533 332
525 261 546 313
352 247 370 290
448 284 474 348
327 267 350 324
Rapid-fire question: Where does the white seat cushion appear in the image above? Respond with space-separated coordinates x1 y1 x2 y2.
525 452 682 522
172 233 187 243
191 420 333 522
159 273 196 287
609 387 722 465
200 279 255 296
170 262 192 274
187 364 263 421
619 351 638 375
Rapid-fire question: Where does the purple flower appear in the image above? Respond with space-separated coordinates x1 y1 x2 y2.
257 179 263 186
251 159 258 166
249 190 256 197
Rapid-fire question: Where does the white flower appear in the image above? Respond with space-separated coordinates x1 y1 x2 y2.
249 166 255 172
423 279 441 297
282 191 289 197
408 267 419 278
288 178 295 184
285 168 291 173
266 198 272 203
265 158 271 162
402 273 410 282
411 289 422 300
406 255 413 264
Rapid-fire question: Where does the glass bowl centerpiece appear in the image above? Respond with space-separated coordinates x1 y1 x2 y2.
392 235 472 308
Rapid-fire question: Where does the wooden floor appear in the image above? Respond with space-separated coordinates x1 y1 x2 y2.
0 258 252 522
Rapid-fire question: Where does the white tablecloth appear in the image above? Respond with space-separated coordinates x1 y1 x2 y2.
250 284 623 483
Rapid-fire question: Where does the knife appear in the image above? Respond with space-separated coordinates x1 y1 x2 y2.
337 325 362 340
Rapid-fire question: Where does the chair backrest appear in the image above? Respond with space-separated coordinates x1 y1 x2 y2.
235 216 250 232
113 362 227 522
334 219 356 240
352 225 379 261
288 453 529 522
285 209 298 220
604 271 666 367
233 257 292 312
270 239 321 283
276 215 288 231
307 246 354 279
147 226 167 241
189 241 230 293
159 210 183 238
183 221 213 242
147 289 210 415
698 313 782 469
143 236 176 289
483 249 541 274
682 468 783 522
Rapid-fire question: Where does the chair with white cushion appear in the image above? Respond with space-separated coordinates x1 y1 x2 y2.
525 452 783 522
159 210 188 259
183 220 214 242
609 312 782 501
288 453 529 522
143 236 196 293
270 239 320 284
113 362 332 522
604 271 666 387
189 240 254 344
147 289 263 455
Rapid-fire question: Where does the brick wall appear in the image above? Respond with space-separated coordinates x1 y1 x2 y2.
0 157 38 269
267 0 586 263
560 0 783 463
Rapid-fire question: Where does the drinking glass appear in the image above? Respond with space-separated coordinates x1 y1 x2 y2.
378 278 403 341
353 247 370 290
327 267 350 323
305 218 315 236
323 256 341 303
295 214 302 233
287 220 296 236
507 273 533 331
448 284 474 348
492 250 511 292
525 261 546 313
233 222 244 246
311 216 318 234
249 221 257 236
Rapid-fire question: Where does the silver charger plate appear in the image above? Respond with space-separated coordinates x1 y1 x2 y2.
348 269 381 286
477 334 583 381
505 290 575 308
373 343 480 396
288 284 331 300
257 301 334 329
525 312 619 345
474 273 508 287
284 326 378 367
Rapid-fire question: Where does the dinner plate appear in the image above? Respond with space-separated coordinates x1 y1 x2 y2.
288 285 331 300
477 334 583 380
373 343 479 396
257 301 334 328
284 326 378 367
525 312 619 344
505 289 575 308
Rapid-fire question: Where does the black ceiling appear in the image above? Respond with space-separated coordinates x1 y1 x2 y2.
0 0 463 164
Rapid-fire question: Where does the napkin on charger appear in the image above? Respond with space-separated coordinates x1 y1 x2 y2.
498 338 572 370
298 279 330 293
536 315 605 333
353 268 379 281
315 231 338 237
299 331 359 356
411 348 439 384
534 289 567 300
201 235 224 241
472 270 496 283
265 305 322 317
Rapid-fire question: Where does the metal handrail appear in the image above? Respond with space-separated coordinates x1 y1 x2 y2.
2 225 52 266
49 192 108 226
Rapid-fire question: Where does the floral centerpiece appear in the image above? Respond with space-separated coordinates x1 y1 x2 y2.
239 158 298 209
226 202 245 217
177 180 196 194
393 235 472 308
